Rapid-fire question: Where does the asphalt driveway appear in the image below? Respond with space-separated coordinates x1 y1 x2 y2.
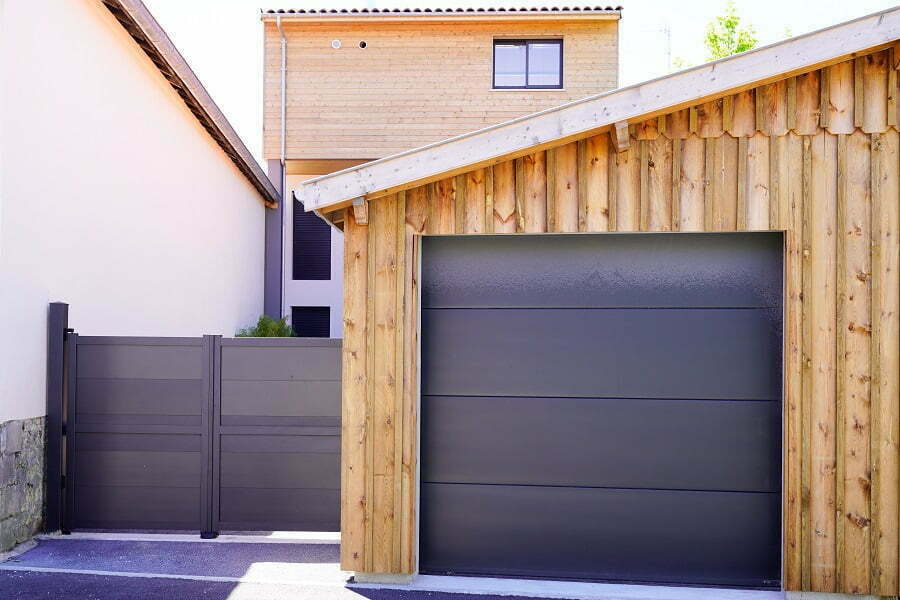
0 536 553 600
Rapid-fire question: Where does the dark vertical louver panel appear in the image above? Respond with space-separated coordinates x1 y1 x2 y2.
293 199 331 280
291 307 331 338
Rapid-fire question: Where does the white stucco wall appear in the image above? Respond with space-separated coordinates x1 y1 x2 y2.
0 0 267 421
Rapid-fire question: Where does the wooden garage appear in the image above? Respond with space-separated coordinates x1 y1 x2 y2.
296 9 900 596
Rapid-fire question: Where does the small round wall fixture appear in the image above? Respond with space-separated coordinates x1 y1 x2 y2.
331 39 341 49
358 40 367 49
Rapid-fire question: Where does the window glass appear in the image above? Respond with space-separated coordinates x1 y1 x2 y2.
494 43 526 88
527 42 561 87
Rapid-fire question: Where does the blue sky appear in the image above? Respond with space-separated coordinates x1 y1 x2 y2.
142 0 899 165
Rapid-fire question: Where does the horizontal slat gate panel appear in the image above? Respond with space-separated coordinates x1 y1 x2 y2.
71 338 206 531
420 483 781 587
422 396 780 492
422 307 781 400
422 233 782 309
215 338 341 532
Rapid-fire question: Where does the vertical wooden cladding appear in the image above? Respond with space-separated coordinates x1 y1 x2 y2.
341 51 900 591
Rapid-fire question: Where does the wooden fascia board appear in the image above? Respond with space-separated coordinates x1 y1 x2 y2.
296 6 900 212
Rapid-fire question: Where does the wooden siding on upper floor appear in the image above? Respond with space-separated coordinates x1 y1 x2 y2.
263 19 618 160
339 48 900 596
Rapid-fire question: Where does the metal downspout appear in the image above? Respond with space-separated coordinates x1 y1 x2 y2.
277 15 287 318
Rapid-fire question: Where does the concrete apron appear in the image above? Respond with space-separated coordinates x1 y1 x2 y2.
351 574 891 600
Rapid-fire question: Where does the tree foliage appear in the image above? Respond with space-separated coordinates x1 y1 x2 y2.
236 315 295 337
704 1 758 61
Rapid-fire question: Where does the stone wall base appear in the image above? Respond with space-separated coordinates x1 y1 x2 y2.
0 416 45 552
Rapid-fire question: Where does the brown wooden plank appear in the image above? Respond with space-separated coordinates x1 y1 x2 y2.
870 129 899 596
729 90 756 137
465 169 486 233
887 47 897 129
796 70 822 135
809 130 839 592
492 160 516 234
615 145 640 232
678 134 705 231
340 215 369 572
697 99 724 138
646 137 673 231
667 108 690 140
835 130 872 594
801 133 814 591
782 131 805 591
404 185 428 234
484 166 494 234
634 118 659 140
705 135 738 231
552 142 579 233
862 50 889 134
399 230 419 574
522 151 547 233
454 174 467 234
428 178 455 235
827 61 856 135
391 194 405 570
854 57 865 129
515 157 525 232
371 195 399 573
761 80 789 136
607 136 618 231
546 148 557 233
745 132 771 230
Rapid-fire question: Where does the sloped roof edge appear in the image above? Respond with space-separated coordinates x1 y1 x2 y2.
297 6 900 213
103 0 280 208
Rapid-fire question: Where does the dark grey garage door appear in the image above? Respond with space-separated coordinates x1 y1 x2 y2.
420 233 783 588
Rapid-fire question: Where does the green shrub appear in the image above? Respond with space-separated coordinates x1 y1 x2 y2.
236 315 294 337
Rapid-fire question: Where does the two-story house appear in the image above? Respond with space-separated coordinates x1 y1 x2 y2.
261 6 621 336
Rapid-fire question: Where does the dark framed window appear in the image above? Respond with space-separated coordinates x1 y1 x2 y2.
493 39 563 89
291 306 330 337
293 197 331 280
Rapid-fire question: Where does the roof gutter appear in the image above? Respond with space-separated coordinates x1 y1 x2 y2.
103 0 279 208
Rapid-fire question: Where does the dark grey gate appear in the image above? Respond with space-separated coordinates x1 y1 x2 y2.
419 233 783 587
60 334 340 533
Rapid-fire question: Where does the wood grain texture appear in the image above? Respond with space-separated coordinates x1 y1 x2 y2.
371 195 399 573
795 70 821 135
677 134 705 231
492 160 516 233
428 179 455 234
667 109 690 140
645 137 673 231
730 90 756 137
553 143 579 233
464 169 486 233
809 131 838 592
760 81 789 136
835 131 872 595
862 50 889 134
399 230 419 573
580 134 609 232
697 99 724 138
745 133 771 230
870 129 899 595
781 132 805 591
522 152 547 233
340 216 369 572
827 61 855 135
615 146 640 231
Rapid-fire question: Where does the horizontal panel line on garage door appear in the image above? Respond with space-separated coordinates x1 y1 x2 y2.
423 394 778 401
423 306 781 310
419 482 780 495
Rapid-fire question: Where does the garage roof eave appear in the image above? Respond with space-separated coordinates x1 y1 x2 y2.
296 6 900 214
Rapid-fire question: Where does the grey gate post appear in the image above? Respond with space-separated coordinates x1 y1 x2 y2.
44 302 68 533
